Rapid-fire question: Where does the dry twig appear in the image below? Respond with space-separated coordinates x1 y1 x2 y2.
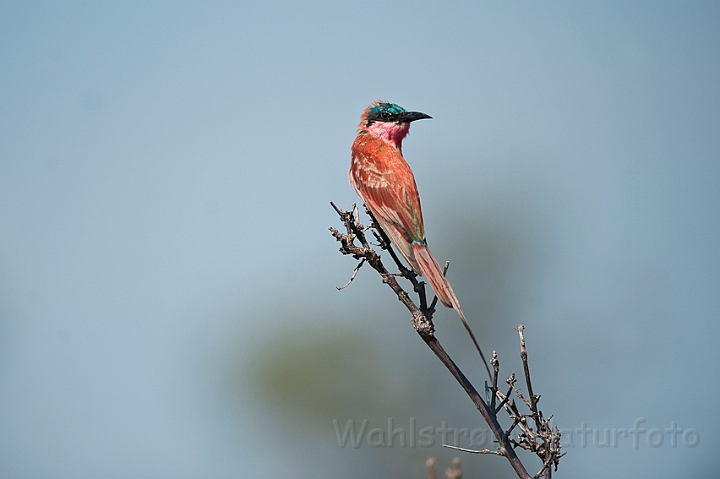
330 203 563 479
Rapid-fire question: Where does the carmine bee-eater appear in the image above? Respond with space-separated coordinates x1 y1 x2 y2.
350 100 485 366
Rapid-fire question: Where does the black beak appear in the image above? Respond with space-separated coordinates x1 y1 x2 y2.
398 111 432 123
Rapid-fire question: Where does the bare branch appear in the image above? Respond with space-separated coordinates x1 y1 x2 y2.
329 203 564 479
490 351 500 410
336 258 365 290
444 444 505 456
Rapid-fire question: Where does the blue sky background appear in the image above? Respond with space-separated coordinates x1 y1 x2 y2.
1 1 719 478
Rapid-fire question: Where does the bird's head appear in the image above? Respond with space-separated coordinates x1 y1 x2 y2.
359 100 431 149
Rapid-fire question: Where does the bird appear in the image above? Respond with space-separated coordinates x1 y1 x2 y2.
349 100 488 373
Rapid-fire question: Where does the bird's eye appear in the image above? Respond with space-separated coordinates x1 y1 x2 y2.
380 110 391 119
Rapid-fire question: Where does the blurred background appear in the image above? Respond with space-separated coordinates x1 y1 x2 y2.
1 1 718 477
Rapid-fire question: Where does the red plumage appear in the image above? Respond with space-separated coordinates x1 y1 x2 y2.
349 101 488 376
349 101 460 311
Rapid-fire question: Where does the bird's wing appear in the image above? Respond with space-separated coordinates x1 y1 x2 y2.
350 146 425 271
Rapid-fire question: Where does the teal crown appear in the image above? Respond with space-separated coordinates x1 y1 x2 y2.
365 101 431 125
367 102 407 120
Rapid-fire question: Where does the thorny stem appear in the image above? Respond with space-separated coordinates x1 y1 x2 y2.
422 336 531 479
330 202 562 479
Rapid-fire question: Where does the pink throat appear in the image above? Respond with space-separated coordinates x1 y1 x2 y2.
366 121 410 149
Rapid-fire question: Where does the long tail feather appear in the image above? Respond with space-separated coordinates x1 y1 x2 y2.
413 243 491 379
